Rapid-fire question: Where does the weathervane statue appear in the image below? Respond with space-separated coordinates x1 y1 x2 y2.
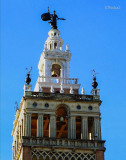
41 7 66 29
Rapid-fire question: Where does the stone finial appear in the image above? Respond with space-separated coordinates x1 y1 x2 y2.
60 84 64 93
81 87 85 95
25 67 32 85
66 43 69 51
70 86 73 94
50 85 54 93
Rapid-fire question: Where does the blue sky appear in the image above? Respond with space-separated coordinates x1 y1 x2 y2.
1 0 126 159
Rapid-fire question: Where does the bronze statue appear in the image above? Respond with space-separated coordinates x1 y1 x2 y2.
41 8 66 29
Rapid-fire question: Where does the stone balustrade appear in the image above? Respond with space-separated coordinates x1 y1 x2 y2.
22 137 105 150
24 91 100 101
38 76 78 85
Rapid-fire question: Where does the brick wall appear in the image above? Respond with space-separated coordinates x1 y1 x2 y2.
96 151 104 160
23 146 31 160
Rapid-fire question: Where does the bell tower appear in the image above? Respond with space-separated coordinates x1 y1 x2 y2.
34 28 80 94
12 9 106 160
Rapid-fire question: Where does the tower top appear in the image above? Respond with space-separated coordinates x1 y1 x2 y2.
41 8 66 29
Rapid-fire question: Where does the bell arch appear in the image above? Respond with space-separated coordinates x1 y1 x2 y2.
56 104 69 138
51 64 61 77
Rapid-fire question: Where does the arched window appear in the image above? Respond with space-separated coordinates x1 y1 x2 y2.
56 105 68 138
50 43 52 50
31 114 38 137
54 42 57 49
43 114 50 138
76 116 81 139
88 117 94 140
51 64 61 77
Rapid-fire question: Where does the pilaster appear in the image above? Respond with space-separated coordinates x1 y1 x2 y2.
37 114 43 137
26 113 31 137
50 115 56 138
70 116 76 139
82 117 88 139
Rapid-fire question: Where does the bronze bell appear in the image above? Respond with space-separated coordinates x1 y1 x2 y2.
58 116 66 125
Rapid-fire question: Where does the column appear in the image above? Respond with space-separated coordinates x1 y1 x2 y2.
68 117 71 139
26 113 31 137
50 115 56 138
99 118 101 139
37 114 43 137
94 117 101 140
82 117 88 139
70 116 76 139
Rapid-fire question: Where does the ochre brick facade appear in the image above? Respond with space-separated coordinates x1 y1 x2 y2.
23 147 31 160
96 151 104 160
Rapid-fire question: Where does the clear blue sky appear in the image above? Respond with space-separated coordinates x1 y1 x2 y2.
1 0 126 159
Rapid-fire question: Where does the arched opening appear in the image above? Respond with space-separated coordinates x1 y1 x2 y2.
51 64 61 77
56 105 68 138
76 116 81 139
49 43 52 50
43 114 50 138
31 114 38 137
54 42 57 49
88 117 94 140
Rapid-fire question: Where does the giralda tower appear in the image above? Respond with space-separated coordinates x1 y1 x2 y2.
12 9 106 160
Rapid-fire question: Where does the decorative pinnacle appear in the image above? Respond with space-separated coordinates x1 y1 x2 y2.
25 67 32 85
91 69 98 89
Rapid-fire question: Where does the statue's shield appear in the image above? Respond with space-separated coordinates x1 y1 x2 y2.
41 13 51 21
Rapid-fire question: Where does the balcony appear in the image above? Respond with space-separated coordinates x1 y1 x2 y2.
22 137 105 151
38 77 79 85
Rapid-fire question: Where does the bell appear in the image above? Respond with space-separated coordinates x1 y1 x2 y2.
58 116 66 125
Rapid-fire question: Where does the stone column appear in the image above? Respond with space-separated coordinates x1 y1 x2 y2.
82 117 88 139
26 113 31 137
68 117 71 139
70 116 76 139
37 114 43 137
94 117 101 140
50 115 56 138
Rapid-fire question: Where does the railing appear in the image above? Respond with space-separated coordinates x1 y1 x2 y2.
24 92 100 101
22 137 105 150
38 77 79 85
